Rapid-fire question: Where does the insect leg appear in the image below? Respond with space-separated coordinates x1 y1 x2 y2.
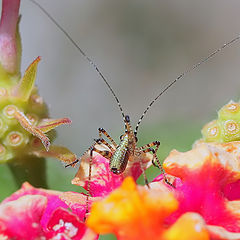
85 145 113 220
135 143 161 188
65 144 93 167
94 138 115 152
98 127 117 148
139 159 150 189
65 130 115 168
137 141 161 168
85 146 94 218
138 141 174 187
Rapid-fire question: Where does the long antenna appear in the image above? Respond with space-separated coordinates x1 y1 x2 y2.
28 0 126 123
28 0 240 136
134 35 240 135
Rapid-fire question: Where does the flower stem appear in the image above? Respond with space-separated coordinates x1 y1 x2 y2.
7 157 48 188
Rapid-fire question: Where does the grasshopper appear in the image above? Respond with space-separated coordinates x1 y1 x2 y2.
29 0 240 215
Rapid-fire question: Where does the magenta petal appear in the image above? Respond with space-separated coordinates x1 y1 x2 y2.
46 207 87 239
0 195 46 239
2 182 70 230
73 155 124 197
224 179 240 201
40 195 69 230
60 192 91 221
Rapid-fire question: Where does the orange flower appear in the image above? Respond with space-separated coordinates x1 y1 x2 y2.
87 177 210 240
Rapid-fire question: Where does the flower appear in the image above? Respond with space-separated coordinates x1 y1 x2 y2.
0 182 98 240
83 140 240 240
162 140 240 239
86 176 210 240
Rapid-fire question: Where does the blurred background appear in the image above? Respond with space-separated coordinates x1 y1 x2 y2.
2 0 240 239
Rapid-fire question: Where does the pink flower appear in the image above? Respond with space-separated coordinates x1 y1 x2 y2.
0 182 97 240
72 147 152 197
81 141 240 240
158 141 240 239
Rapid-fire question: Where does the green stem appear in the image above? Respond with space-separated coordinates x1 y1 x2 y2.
7 157 48 188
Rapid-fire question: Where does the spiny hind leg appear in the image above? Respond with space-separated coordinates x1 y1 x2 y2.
137 141 174 187
98 127 117 148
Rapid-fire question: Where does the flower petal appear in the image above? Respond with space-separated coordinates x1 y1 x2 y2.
207 225 240 240
163 212 210 240
12 56 40 100
72 145 152 197
72 153 125 197
14 109 50 151
163 141 240 233
0 195 46 239
45 207 97 240
37 117 72 133
31 143 78 165
87 177 178 240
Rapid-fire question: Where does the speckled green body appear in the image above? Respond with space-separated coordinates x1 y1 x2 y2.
110 134 129 174
202 100 240 143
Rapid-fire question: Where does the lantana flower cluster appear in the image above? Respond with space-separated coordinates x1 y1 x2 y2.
2 139 240 239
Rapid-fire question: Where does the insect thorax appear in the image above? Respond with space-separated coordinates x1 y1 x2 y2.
110 134 129 174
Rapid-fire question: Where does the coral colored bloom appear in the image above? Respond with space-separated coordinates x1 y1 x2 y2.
161 141 240 239
0 182 98 240
87 177 210 240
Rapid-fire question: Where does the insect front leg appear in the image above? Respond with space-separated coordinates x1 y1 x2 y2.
138 141 174 187
65 129 115 168
94 138 115 152
98 127 117 148
138 141 161 168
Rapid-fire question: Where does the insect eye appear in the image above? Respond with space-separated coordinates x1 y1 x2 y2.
125 115 130 122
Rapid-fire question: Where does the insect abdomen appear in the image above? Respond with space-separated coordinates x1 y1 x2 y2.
110 135 129 174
